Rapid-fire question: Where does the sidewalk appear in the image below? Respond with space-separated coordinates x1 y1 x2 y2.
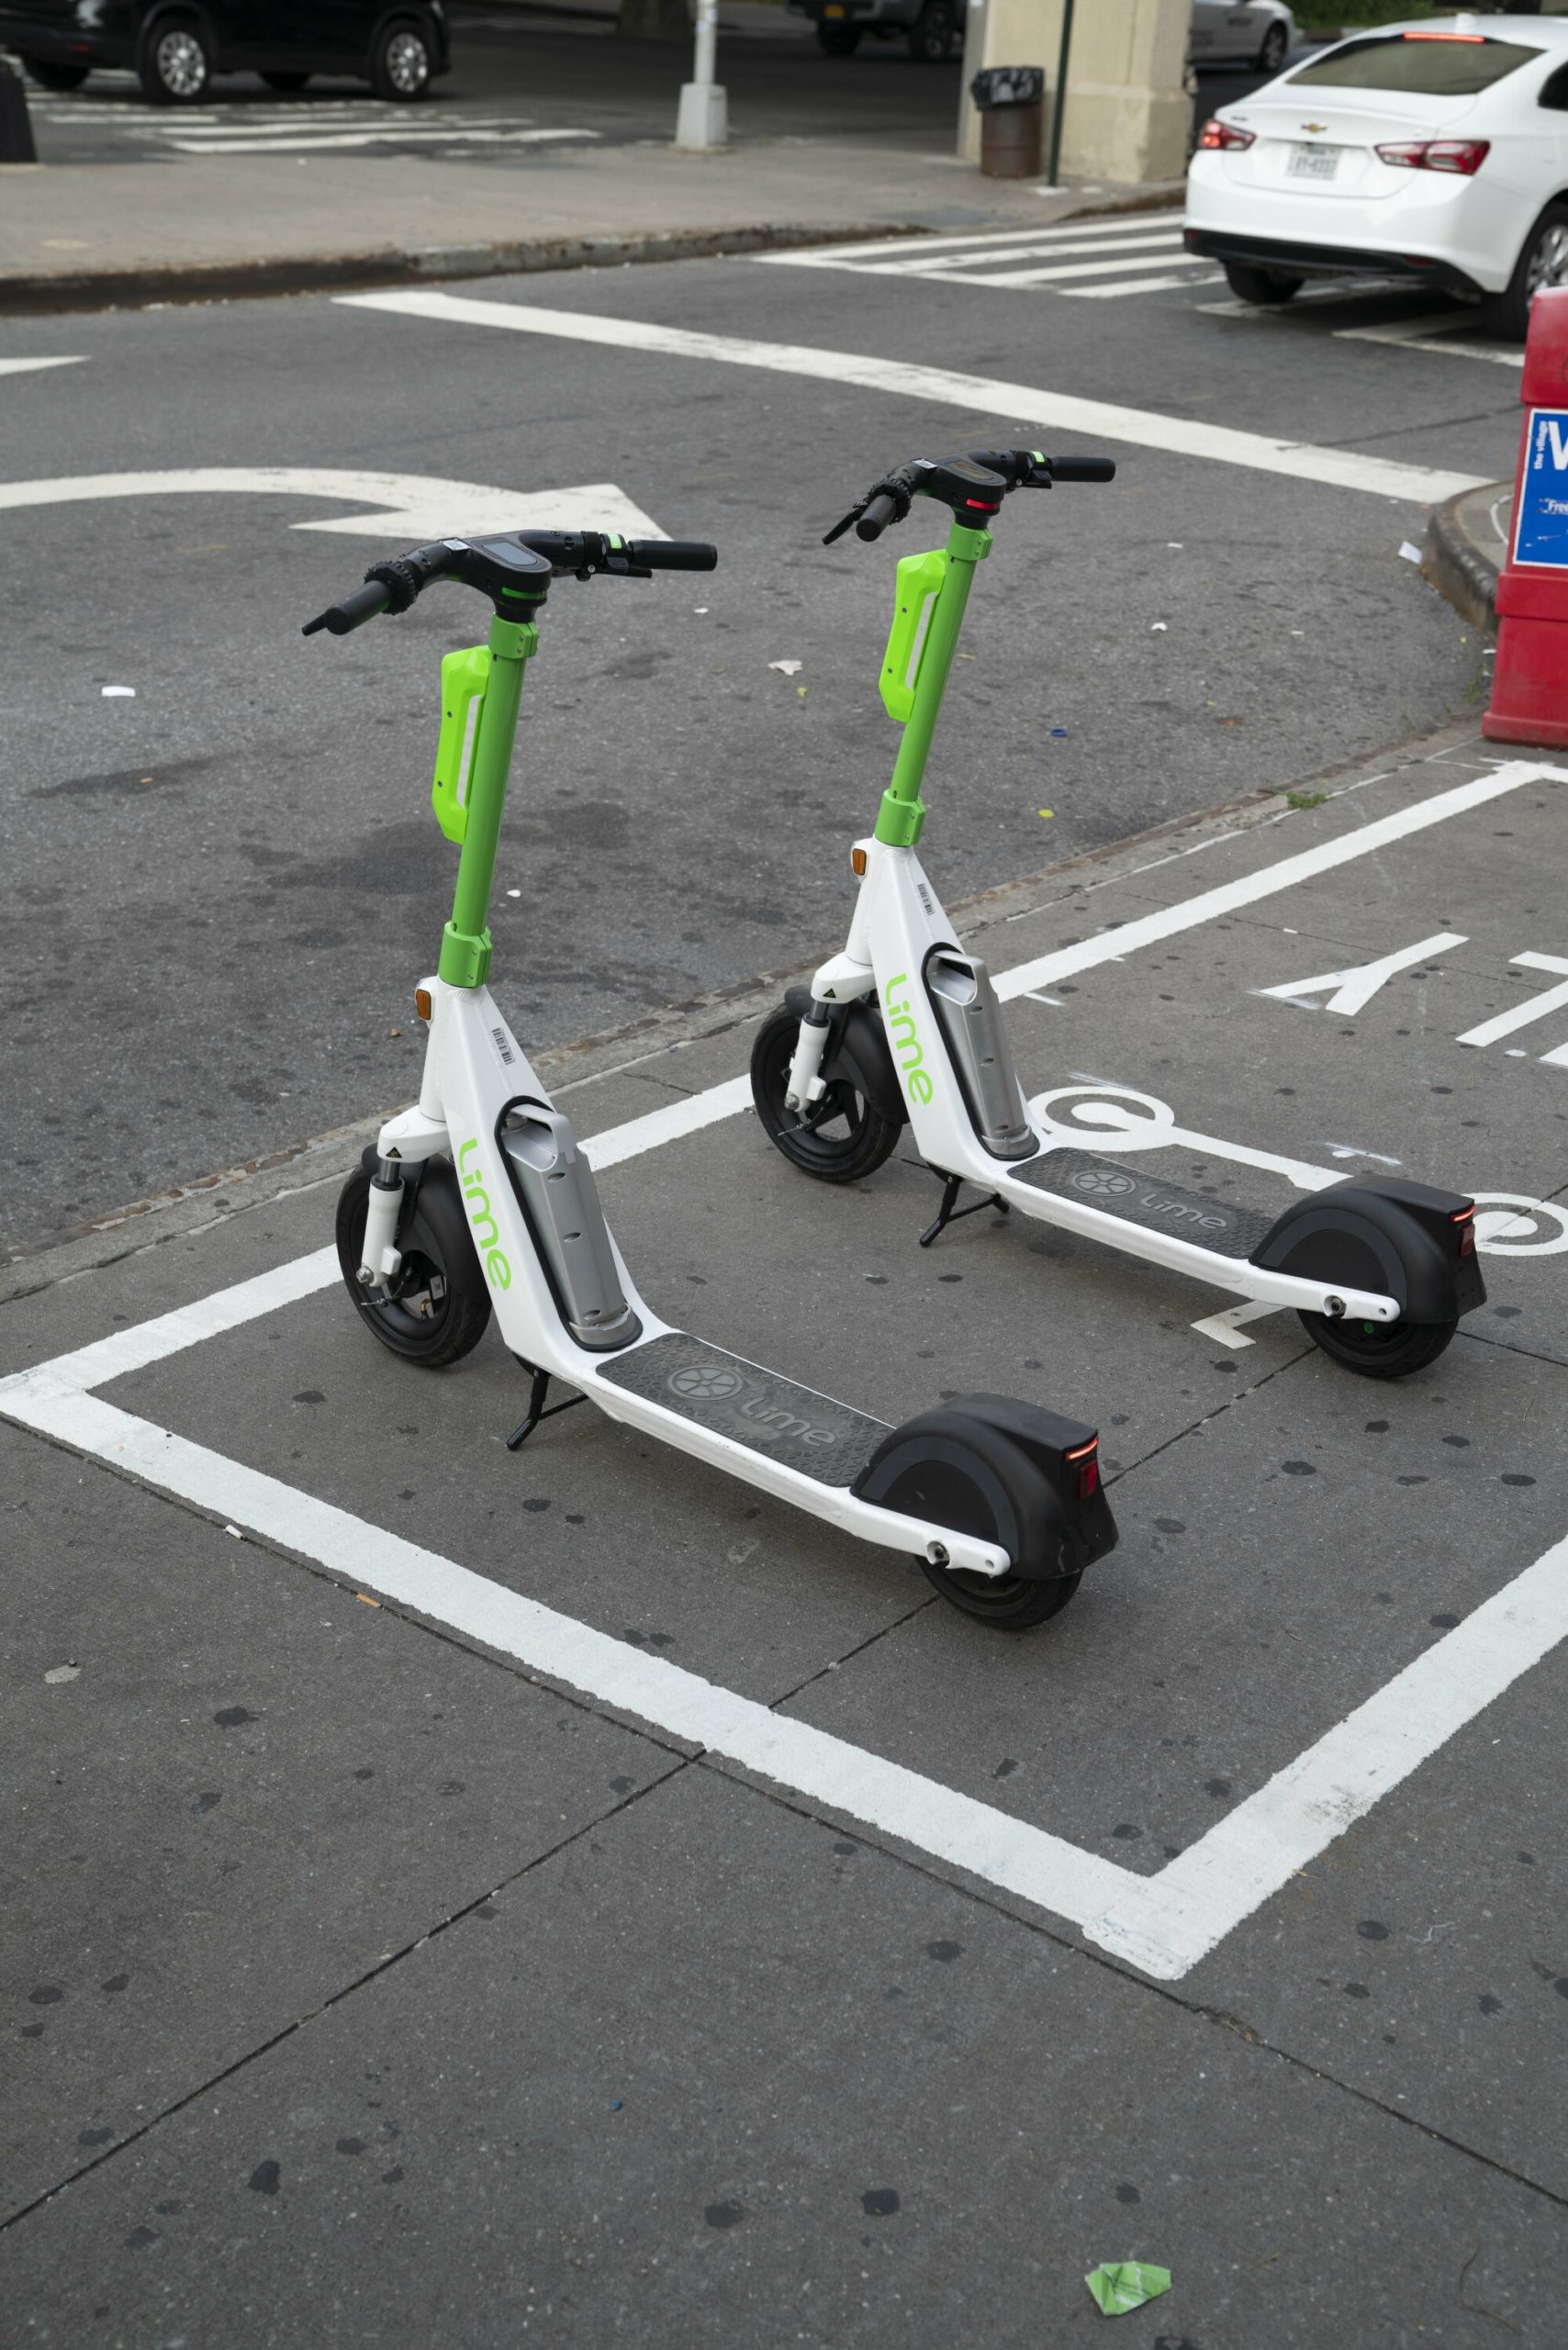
0 129 1179 312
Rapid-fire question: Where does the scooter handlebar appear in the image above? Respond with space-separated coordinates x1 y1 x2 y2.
856 493 901 543
1042 455 1116 484
631 540 718 571
301 579 394 637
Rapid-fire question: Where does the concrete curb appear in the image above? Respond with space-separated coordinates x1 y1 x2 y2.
0 186 1183 316
1421 477 1510 636
0 709 1489 1306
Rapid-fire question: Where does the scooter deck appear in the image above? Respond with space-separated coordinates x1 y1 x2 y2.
596 1333 889 1488
1011 1148 1277 1262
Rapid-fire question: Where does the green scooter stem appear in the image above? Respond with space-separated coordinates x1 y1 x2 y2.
873 519 991 851
438 614 537 989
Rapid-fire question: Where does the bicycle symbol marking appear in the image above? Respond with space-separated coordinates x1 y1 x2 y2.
668 1363 745 1402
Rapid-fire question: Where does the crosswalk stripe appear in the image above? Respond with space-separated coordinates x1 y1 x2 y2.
1064 270 1226 300
857 229 1182 275
167 125 596 153
902 248 1208 291
756 211 1182 266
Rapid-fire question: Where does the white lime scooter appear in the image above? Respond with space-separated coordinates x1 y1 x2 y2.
752 451 1486 1380
303 525 1118 1628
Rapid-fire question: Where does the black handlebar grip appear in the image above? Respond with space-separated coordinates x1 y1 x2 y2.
630 540 718 571
1046 456 1116 484
857 492 900 543
301 578 393 637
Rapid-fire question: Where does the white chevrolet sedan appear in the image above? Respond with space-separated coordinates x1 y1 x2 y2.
1185 13 1568 334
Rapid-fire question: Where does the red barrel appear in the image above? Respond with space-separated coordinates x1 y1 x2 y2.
1484 286 1568 747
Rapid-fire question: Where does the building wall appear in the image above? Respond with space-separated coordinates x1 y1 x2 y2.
959 0 1189 186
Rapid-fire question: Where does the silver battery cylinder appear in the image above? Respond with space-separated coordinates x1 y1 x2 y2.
498 1105 642 1351
924 951 1036 1159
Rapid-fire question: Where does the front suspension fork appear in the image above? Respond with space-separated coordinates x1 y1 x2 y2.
356 1158 405 1290
783 1003 832 1114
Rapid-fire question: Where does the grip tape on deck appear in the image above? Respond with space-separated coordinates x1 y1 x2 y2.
597 1333 889 1488
1012 1148 1276 1262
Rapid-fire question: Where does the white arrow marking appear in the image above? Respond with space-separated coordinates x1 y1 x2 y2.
0 468 665 543
1255 930 1468 1018
0 357 85 379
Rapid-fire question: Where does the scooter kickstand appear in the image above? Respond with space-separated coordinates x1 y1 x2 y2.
506 1362 588 1453
917 1171 1010 1250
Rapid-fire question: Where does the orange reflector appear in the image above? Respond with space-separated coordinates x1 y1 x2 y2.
851 846 868 877
415 988 432 1022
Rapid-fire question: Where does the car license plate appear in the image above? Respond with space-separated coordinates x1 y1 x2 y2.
1288 143 1341 181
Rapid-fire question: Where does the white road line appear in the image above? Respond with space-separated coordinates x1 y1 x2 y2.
1085 1529 1568 1978
338 288 1487 506
755 215 1186 266
1189 1298 1284 1348
902 251 1200 294
993 763 1562 1002
843 231 1182 276
580 1075 754 1171
0 467 665 544
1065 273 1226 301
1335 319 1522 369
167 127 597 155
0 356 85 378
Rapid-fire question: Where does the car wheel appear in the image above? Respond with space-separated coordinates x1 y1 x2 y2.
1493 202 1568 342
1223 257 1303 306
816 20 862 53
1257 19 1287 73
370 18 433 102
907 0 957 61
261 71 311 92
138 13 214 105
22 58 90 92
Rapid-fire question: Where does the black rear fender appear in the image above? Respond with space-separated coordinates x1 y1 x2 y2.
853 1393 1117 1581
1250 1176 1485 1325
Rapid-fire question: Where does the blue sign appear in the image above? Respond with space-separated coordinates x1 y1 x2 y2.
1514 408 1568 567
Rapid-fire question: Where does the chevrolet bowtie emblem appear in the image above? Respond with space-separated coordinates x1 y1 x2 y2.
1301 121 1328 132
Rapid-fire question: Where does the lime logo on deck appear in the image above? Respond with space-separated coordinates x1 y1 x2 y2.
1072 1169 1137 1201
669 1363 744 1402
456 1137 512 1290
882 972 935 1107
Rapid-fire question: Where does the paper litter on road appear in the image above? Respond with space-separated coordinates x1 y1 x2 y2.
1084 2261 1172 2317
101 685 136 698
1399 541 1423 564
767 659 803 676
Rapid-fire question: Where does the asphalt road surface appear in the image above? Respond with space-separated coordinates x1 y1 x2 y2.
1 230 1513 1251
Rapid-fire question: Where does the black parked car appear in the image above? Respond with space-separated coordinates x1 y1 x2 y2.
0 0 450 104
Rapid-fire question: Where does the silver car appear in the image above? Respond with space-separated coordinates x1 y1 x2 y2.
1190 1 1296 74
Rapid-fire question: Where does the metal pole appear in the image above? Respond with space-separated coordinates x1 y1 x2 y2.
675 0 727 149
1046 0 1074 188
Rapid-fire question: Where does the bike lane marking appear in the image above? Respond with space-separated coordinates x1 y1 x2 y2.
5 756 1566 1980
337 287 1486 506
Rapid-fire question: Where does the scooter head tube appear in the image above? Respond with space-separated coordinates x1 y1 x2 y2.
852 1396 1117 1581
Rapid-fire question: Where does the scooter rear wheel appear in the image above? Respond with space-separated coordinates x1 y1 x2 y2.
336 1157 492 1368
925 1555 1082 1629
751 1001 900 1184
1296 1310 1456 1379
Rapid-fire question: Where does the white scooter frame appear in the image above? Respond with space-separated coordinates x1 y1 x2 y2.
305 522 1119 1628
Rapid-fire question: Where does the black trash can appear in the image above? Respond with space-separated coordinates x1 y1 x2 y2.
970 64 1043 180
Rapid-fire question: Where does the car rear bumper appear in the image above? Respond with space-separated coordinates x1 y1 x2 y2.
0 20 132 66
1182 226 1486 300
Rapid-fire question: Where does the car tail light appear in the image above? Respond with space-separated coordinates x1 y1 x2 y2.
1403 28 1484 39
1376 138 1490 175
1199 118 1255 152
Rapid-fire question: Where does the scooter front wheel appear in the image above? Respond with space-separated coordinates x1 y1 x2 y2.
1296 1310 1456 1379
335 1156 492 1368
751 1001 900 1184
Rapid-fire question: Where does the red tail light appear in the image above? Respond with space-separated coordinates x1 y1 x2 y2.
1066 1438 1099 1502
1451 1204 1477 1259
1199 118 1255 152
1377 139 1490 175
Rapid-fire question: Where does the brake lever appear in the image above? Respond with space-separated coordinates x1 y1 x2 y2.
823 506 864 547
